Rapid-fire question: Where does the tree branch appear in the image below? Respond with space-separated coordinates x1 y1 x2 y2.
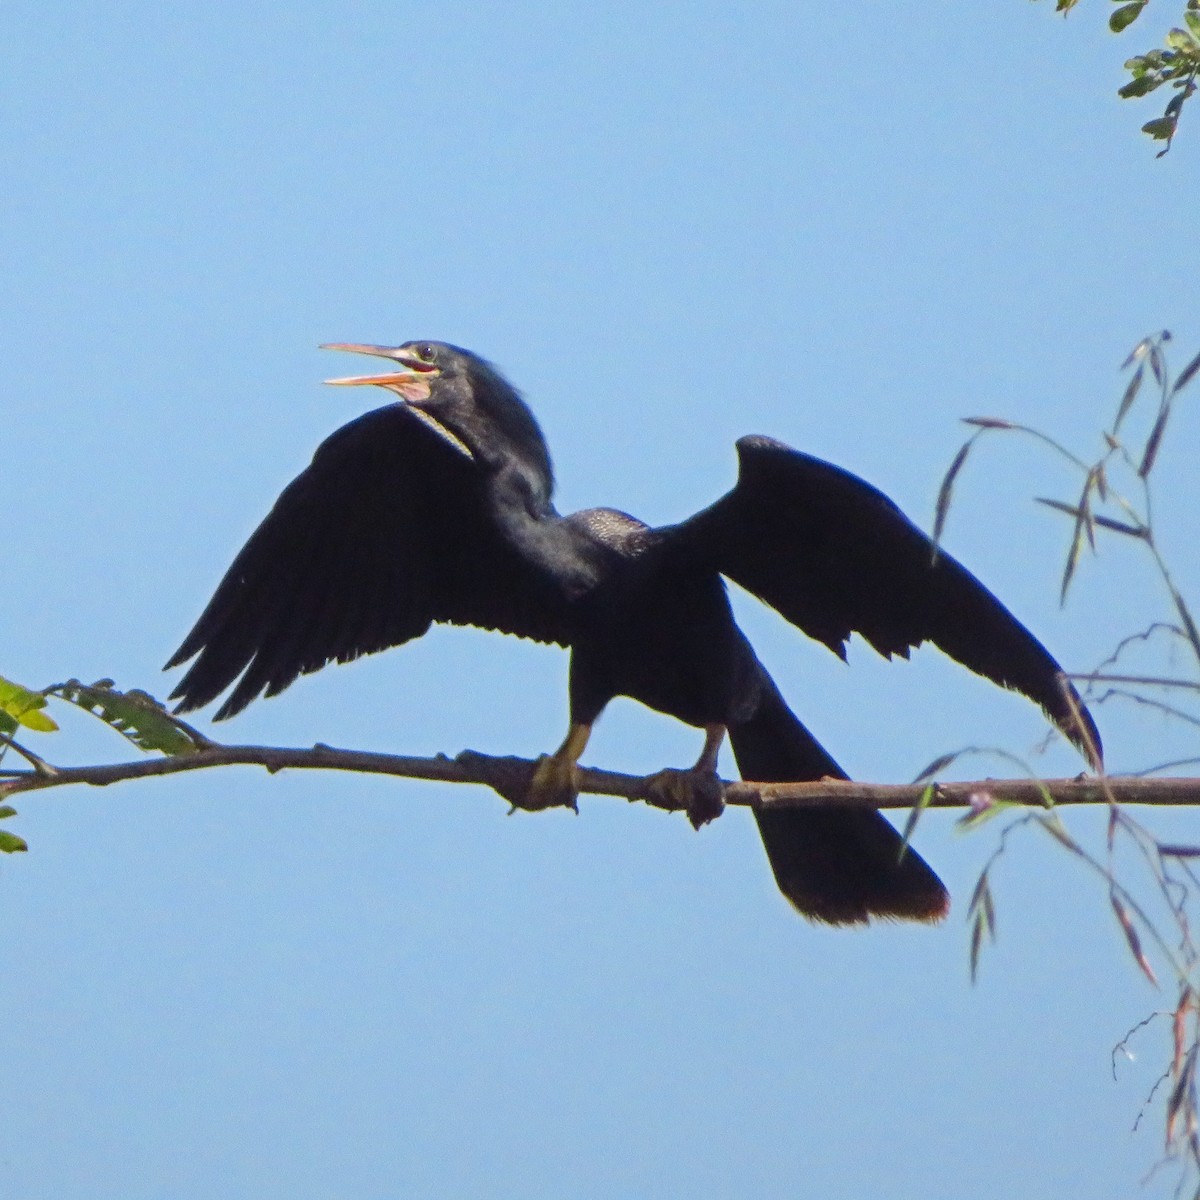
2 741 1200 812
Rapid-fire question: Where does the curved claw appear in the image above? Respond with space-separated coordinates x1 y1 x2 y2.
522 751 581 813
509 723 591 814
645 767 726 830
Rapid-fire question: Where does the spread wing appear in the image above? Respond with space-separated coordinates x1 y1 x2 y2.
166 403 574 719
674 435 1101 765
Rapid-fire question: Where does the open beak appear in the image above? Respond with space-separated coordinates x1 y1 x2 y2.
318 341 471 459
320 343 439 399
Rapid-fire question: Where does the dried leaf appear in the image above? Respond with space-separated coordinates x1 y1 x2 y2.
969 911 985 984
1121 335 1156 370
1173 989 1193 1077
1060 502 1085 605
1110 891 1159 987
1166 1045 1197 1147
933 435 978 555
1173 348 1200 397
1036 498 1148 539
961 417 1017 430
1080 470 1097 551
1093 514 1146 537
1038 812 1078 851
1170 590 1200 664
1114 363 1143 432
1149 340 1168 386
911 751 961 784
1139 401 1172 477
966 873 997 984
968 868 992 922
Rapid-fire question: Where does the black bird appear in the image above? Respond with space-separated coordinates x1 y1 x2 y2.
166 341 1101 924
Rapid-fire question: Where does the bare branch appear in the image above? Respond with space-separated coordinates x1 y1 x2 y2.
4 741 1200 812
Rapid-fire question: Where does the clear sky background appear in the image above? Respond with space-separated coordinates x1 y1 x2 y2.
5 4 1200 1198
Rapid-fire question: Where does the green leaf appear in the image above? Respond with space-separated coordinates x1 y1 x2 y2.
1188 11 1200 37
45 680 204 756
898 784 936 863
1165 89 1191 121
1110 1 1148 33
0 829 28 854
1119 73 1165 98
18 708 58 733
0 674 59 733
1165 27 1200 51
1142 116 1178 140
0 806 18 820
955 797 1021 833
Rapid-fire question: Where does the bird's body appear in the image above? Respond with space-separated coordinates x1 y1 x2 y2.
570 520 750 729
168 341 1100 925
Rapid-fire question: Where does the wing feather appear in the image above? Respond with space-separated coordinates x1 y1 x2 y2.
166 403 572 718
675 435 1101 765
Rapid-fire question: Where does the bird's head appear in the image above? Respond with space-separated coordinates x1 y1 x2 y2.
321 340 553 493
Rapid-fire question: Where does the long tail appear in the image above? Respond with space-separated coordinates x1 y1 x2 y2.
728 672 949 925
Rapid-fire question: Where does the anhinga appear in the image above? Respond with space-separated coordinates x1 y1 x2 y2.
166 341 1100 924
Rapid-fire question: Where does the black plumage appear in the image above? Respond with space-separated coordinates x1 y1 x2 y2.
167 340 1101 925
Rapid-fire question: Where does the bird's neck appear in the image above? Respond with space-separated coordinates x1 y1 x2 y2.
485 455 557 532
486 459 599 595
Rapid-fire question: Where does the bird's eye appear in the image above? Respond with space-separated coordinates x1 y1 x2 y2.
416 344 437 363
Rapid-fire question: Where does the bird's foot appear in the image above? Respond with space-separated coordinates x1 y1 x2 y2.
645 767 726 830
519 752 581 814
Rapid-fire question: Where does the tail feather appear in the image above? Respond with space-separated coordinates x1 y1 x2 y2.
730 674 949 925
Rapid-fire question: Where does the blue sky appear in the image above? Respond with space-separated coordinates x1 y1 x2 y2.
4 4 1199 1197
